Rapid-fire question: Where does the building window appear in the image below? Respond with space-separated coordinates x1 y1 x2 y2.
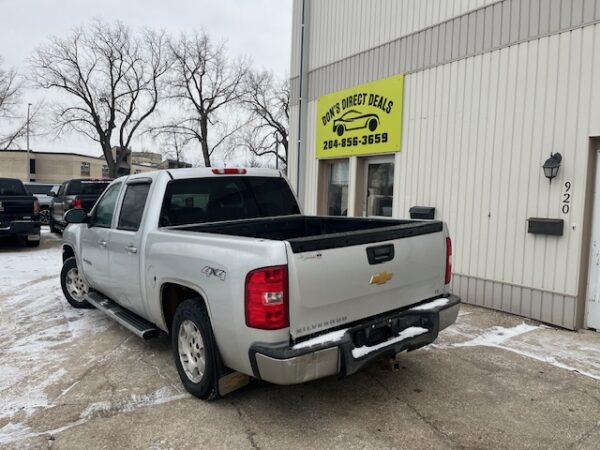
81 162 91 177
327 160 349 216
102 165 109 178
29 159 36 174
366 161 394 217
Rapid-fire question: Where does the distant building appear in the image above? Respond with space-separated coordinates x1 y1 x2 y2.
131 151 163 167
158 158 193 169
0 148 189 183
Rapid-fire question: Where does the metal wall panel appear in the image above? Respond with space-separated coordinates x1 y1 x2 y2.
289 25 600 329
291 0 600 105
452 275 578 328
293 0 500 75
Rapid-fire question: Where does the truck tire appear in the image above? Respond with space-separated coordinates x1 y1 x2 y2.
172 299 220 400
26 238 40 247
60 257 93 309
49 216 60 234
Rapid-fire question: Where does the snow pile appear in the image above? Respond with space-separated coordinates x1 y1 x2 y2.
352 326 428 359
293 328 349 350
411 298 450 311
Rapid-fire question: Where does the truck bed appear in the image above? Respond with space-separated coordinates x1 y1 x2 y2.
178 215 443 252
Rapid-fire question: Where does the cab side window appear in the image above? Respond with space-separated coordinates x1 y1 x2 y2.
90 183 122 228
117 183 151 231
57 182 67 197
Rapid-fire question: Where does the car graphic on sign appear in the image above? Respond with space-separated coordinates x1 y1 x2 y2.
332 110 380 136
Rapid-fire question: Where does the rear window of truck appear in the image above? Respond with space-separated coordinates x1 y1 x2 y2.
160 176 300 226
0 179 27 196
66 180 111 196
25 184 55 195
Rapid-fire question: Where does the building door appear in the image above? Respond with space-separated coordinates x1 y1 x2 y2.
587 149 600 330
364 157 394 217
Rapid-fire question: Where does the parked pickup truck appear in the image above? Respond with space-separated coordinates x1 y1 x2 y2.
61 168 460 400
49 178 111 233
0 178 41 246
24 182 60 225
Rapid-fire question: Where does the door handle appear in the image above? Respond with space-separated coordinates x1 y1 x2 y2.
126 245 138 254
366 244 395 265
98 240 107 248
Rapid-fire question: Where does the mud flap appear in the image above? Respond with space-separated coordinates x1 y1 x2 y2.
218 371 250 396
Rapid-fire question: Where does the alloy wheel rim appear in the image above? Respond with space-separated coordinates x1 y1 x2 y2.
178 319 206 383
65 267 89 302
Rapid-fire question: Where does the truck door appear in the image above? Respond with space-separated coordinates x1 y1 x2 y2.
80 182 122 291
52 182 67 223
107 179 152 316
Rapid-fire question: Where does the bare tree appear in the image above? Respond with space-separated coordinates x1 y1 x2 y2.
240 70 289 170
163 31 249 167
154 129 191 167
0 57 40 150
30 21 170 177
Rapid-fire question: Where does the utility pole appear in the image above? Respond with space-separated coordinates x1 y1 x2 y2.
26 103 32 182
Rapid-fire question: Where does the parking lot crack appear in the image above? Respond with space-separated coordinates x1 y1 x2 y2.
370 374 463 449
228 400 260 450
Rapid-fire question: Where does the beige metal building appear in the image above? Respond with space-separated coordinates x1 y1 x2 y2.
0 149 183 183
288 0 600 330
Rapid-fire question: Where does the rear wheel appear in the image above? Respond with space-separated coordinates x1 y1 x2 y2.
172 299 220 400
40 209 50 225
336 124 345 136
60 257 92 308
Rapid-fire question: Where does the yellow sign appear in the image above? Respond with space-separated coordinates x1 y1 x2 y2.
369 271 394 285
316 75 404 159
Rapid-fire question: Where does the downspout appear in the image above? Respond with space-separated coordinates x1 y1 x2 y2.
296 0 311 208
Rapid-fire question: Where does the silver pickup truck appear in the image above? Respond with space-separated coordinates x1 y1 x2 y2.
61 168 460 400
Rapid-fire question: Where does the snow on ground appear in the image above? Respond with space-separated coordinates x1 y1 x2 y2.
1 229 600 446
435 313 600 380
0 229 189 445
0 231 108 419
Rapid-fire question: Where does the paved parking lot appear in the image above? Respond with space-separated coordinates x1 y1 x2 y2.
1 230 600 449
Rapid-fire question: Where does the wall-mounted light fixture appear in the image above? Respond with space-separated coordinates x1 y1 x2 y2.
542 152 562 182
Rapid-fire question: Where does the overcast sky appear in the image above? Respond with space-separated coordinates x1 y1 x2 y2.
0 0 293 159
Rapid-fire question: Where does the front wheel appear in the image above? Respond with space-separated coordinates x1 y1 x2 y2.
60 257 93 308
172 299 220 400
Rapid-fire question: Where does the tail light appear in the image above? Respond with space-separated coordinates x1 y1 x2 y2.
212 168 247 175
72 198 83 209
33 198 40 215
245 265 289 330
445 237 452 285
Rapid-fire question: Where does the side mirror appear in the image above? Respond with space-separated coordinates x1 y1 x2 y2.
64 208 88 224
47 191 57 197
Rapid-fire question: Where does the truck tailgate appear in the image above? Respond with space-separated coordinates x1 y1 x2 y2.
0 196 34 220
287 227 447 339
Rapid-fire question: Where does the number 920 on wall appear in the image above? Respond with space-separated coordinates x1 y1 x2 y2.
323 132 389 150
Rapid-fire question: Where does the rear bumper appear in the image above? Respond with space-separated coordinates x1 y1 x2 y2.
0 220 41 238
249 294 460 385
